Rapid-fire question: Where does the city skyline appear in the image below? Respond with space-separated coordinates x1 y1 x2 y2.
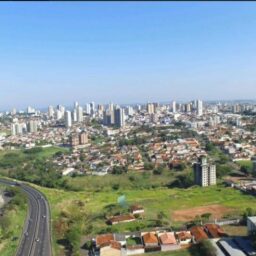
1 2 256 109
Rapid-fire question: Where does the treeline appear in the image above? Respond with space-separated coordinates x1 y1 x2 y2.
0 187 27 241
0 148 72 190
54 200 92 256
119 136 147 146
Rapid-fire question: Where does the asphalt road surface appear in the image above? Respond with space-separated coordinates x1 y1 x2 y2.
0 179 52 256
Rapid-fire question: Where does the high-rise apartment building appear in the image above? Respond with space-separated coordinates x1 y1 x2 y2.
28 120 38 133
70 134 79 147
11 122 26 135
114 107 125 127
79 131 88 144
74 101 79 108
11 123 16 136
77 106 83 122
196 100 203 116
56 110 63 120
27 106 35 114
185 103 191 113
90 102 95 115
57 105 65 118
109 103 114 112
172 101 176 113
97 104 104 117
127 106 134 116
147 103 155 114
73 109 77 122
193 156 216 187
85 103 91 115
48 105 54 118
103 110 111 126
65 110 72 128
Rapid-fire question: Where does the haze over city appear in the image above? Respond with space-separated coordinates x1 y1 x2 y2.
2 2 256 256
1 2 256 109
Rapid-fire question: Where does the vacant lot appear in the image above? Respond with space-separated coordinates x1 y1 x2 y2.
34 183 256 255
222 224 248 236
172 204 232 222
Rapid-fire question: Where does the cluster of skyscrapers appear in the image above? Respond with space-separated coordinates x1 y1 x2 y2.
10 99 205 135
11 120 38 135
103 104 126 128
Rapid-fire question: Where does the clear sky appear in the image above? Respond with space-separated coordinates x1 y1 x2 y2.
1 2 256 109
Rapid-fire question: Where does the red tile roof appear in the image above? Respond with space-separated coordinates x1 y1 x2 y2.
204 224 225 238
159 232 177 245
96 234 114 247
109 214 135 224
176 231 192 241
110 240 121 250
190 226 208 241
143 232 158 244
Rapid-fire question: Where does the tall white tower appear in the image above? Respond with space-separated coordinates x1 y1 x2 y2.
77 106 83 122
172 101 176 113
65 111 72 128
48 105 54 118
197 100 203 116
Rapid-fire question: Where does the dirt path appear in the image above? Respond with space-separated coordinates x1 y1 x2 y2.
172 204 233 222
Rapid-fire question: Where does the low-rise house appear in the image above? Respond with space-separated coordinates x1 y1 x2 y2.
176 231 192 245
126 234 145 256
158 232 180 252
130 205 144 215
61 167 75 176
142 232 160 252
108 214 135 225
96 234 114 248
204 224 226 238
114 233 126 246
100 241 121 256
190 226 208 242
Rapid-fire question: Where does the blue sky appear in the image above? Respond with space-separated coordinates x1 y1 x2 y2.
1 2 256 109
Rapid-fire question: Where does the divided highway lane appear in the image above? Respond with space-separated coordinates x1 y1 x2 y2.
0 179 52 256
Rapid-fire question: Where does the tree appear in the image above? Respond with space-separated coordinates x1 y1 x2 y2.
198 240 217 256
242 207 256 224
144 162 154 170
153 167 163 175
216 164 232 178
65 225 82 255
205 143 214 152
112 165 127 175
201 213 212 221
240 166 250 175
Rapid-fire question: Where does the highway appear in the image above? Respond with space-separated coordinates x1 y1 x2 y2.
0 179 52 256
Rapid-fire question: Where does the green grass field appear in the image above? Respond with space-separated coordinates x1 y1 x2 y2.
66 170 179 191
